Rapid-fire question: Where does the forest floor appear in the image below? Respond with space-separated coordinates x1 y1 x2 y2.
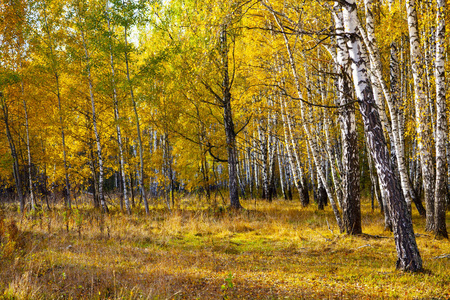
0 197 449 299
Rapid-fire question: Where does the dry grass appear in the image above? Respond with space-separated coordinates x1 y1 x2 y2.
0 198 449 299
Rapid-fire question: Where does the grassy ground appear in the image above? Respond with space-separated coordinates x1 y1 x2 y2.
0 197 449 299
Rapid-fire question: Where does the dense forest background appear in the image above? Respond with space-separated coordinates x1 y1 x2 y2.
1 0 450 275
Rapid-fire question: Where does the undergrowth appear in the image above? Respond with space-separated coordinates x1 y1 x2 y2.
0 198 449 299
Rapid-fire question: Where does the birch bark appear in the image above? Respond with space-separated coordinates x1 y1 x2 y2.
269 10 343 230
358 0 417 213
342 0 422 271
106 7 130 214
274 54 309 205
124 23 149 214
279 89 309 206
434 0 448 238
220 24 242 209
277 141 287 200
78 9 108 213
406 0 435 231
22 93 35 211
0 94 24 212
267 101 277 201
332 4 361 234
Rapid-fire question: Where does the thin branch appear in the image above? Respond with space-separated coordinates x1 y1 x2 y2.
206 142 228 163
235 114 253 136
273 84 359 109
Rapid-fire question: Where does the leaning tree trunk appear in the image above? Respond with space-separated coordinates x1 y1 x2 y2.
434 0 448 238
278 86 309 206
274 54 309 205
358 0 418 214
342 0 422 271
106 9 130 214
124 24 149 215
320 72 344 209
270 10 343 231
363 0 392 144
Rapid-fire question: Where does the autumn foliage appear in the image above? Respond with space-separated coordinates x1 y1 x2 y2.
0 0 449 289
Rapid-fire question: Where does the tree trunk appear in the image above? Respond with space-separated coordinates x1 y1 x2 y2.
267 101 277 201
274 57 309 205
333 4 361 234
1 95 24 212
220 24 242 210
342 0 422 271
434 0 448 238
278 89 309 206
79 12 108 213
277 142 288 200
21 83 35 211
89 145 100 209
356 0 418 214
406 0 435 231
317 177 327 211
259 117 270 200
124 24 148 215
106 8 131 215
270 10 343 230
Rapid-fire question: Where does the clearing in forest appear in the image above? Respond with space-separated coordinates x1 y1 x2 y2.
0 198 449 299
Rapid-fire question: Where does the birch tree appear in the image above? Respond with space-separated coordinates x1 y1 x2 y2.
434 0 448 238
267 5 344 231
35 0 72 209
75 0 109 213
333 4 361 234
105 3 131 214
406 0 435 231
0 86 24 212
341 0 422 271
220 23 242 209
121 0 150 214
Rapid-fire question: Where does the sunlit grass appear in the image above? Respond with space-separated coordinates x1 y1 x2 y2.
0 196 449 299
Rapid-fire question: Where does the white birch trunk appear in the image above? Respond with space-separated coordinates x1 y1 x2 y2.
0 95 24 212
124 24 149 214
106 8 130 214
79 13 108 213
332 10 362 233
357 0 416 212
276 64 309 205
20 76 35 211
406 0 435 231
269 9 343 230
267 101 277 201
258 117 269 199
434 0 448 238
342 0 422 271
277 141 287 200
